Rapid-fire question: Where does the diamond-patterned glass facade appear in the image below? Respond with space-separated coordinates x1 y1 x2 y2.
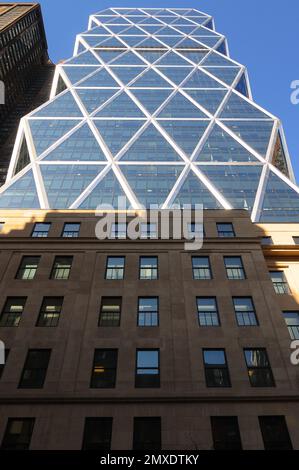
1 7 298 222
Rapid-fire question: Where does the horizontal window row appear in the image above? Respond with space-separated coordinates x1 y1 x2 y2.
0 347 277 389
0 415 293 451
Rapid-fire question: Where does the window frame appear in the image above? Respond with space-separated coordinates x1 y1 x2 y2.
137 296 159 327
82 417 113 451
139 256 158 280
31 222 51 238
135 349 160 388
61 222 81 238
196 297 220 327
16 256 40 280
36 297 63 327
216 222 235 238
243 348 275 387
105 256 125 280
0 297 27 327
233 296 259 327
90 349 118 389
224 256 246 280
50 256 73 280
99 297 122 327
192 256 212 280
18 349 51 389
203 348 231 388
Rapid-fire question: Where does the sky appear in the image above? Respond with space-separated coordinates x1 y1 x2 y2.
20 0 299 180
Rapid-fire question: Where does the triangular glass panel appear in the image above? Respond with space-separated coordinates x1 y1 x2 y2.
177 51 208 64
85 26 110 35
120 124 183 162
174 37 202 49
186 11 206 17
93 120 144 155
109 66 145 85
29 120 81 156
172 25 198 34
119 36 145 47
183 69 223 88
95 49 126 63
156 52 189 66
41 164 105 208
193 26 220 37
138 17 164 25
158 93 208 118
55 75 68 95
202 52 238 67
197 37 221 48
79 169 129 209
141 8 163 14
186 90 227 113
119 26 146 35
199 164 263 210
271 132 289 177
136 25 164 34
222 120 274 156
157 26 182 35
79 68 119 87
154 36 182 47
14 135 31 175
110 51 145 65
104 17 130 24
216 40 227 56
120 164 184 208
76 89 118 114
172 169 222 209
136 50 166 63
136 37 166 48
132 69 172 87
220 93 271 119
195 124 260 162
104 25 131 34
62 66 101 85
203 19 214 29
74 44 87 55
65 51 101 66
0 170 40 209
97 8 116 15
82 35 110 48
158 120 209 156
235 73 249 98
32 91 83 118
157 66 192 85
44 124 107 162
202 67 241 86
95 92 145 117
171 18 195 26
260 171 299 222
96 37 125 48
131 89 172 113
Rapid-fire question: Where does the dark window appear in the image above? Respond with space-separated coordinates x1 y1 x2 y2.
16 256 40 280
293 237 299 245
19 349 51 389
105 257 125 280
259 416 292 450
203 349 231 387
244 349 275 387
224 256 246 280
82 418 112 450
138 297 159 327
36 297 63 327
197 297 220 326
31 223 51 238
133 417 161 451
51 256 73 280
90 349 118 388
111 223 127 239
0 297 26 327
283 311 299 340
217 223 235 238
62 222 80 238
261 236 273 246
233 297 258 326
1 418 35 450
211 417 242 450
0 349 10 380
192 257 212 280
270 271 290 294
140 223 157 239
99 298 121 327
139 256 158 280
135 349 160 388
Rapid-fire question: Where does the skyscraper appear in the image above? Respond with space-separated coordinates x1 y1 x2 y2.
0 7 298 451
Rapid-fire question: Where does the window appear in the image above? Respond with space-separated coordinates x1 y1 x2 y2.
293 237 299 245
90 349 118 388
0 297 26 327
1 418 35 450
259 416 293 450
105 257 125 280
244 349 275 387
211 417 242 450
224 256 245 280
0 349 10 380
82 418 112 450
197 298 220 326
203 349 231 387
261 236 273 246
233 297 258 326
62 222 80 238
192 257 212 280
133 418 161 451
138 297 159 327
16 256 40 280
135 350 160 388
217 223 235 238
139 257 158 280
31 223 51 238
270 271 290 294
140 223 157 239
111 223 127 239
99 298 121 327
51 256 73 280
19 349 51 389
36 297 63 327
283 311 299 340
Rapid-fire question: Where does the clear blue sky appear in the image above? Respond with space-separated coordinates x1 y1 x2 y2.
25 0 299 180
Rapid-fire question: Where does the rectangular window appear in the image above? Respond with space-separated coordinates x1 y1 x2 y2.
36 297 63 327
1 418 35 450
82 418 112 450
261 236 273 246
283 311 299 340
111 223 127 239
211 417 242 450
0 349 10 380
293 237 299 245
16 256 40 280
197 297 220 327
19 349 51 389
259 416 293 450
244 348 275 387
62 222 80 238
192 257 212 280
135 349 160 388
217 223 235 238
0 297 26 327
31 223 51 238
224 256 245 280
99 298 121 327
90 349 118 389
105 257 125 280
133 417 161 451
233 297 258 326
203 349 231 388
139 256 158 280
51 256 73 280
138 297 159 327
270 271 290 294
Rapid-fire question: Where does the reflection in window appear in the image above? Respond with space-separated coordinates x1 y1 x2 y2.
283 312 299 340
139 256 158 280
217 223 235 238
16 256 40 280
1 418 35 450
233 297 258 326
224 256 245 280
203 349 231 387
36 297 63 327
90 349 118 388
31 223 51 238
197 298 219 326
99 298 121 327
270 271 290 294
135 349 160 388
0 297 26 327
51 256 73 280
105 257 125 280
244 348 275 387
62 222 80 238
138 297 158 327
192 256 212 280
